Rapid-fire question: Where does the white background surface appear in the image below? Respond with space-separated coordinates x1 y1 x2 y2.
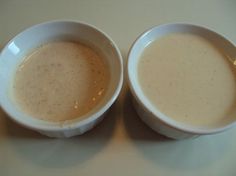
1 0 236 176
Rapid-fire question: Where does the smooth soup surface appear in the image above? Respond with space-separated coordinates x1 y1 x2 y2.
138 32 236 127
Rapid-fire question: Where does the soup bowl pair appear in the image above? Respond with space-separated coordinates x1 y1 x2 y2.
0 21 235 139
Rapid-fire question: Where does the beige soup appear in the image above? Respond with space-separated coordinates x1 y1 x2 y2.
13 41 110 122
138 33 236 127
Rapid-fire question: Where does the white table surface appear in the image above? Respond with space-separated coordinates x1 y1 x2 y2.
1 0 236 176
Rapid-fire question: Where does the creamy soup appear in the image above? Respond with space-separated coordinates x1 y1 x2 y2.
13 41 110 122
138 33 236 127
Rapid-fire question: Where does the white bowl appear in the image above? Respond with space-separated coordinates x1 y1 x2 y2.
127 23 236 139
0 21 123 138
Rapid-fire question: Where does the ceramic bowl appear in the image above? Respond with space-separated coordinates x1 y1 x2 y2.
0 21 123 138
127 23 236 139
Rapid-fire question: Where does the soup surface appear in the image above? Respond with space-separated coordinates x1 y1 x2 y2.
138 33 236 127
14 41 110 122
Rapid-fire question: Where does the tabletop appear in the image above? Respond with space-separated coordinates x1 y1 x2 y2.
1 1 236 176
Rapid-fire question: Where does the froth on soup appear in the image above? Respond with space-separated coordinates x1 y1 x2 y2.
13 41 110 122
138 32 236 127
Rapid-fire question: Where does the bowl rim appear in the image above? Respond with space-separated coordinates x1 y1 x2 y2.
127 22 236 135
0 20 123 132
